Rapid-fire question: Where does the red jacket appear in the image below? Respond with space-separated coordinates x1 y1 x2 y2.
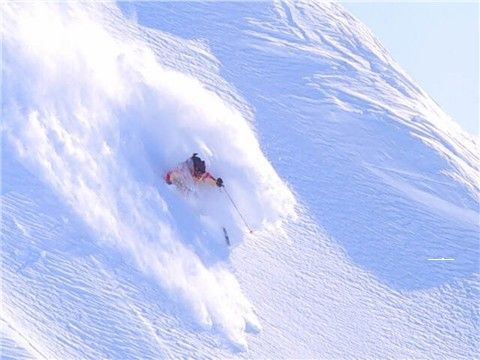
165 168 217 187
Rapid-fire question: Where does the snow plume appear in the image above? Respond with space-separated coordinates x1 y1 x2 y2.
2 2 294 348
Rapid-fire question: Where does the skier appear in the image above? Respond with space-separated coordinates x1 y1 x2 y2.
164 153 224 190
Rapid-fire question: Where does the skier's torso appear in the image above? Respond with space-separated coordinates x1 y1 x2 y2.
165 159 217 189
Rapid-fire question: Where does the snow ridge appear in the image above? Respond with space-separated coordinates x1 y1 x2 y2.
2 0 478 357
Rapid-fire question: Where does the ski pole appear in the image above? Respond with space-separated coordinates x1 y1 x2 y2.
221 186 253 234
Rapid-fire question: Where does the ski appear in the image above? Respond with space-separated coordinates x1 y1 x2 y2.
222 227 230 246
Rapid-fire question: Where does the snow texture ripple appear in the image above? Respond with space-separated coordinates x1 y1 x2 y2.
2 1 478 358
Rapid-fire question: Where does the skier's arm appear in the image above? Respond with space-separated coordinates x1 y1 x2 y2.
201 172 223 187
202 172 217 186
164 170 173 184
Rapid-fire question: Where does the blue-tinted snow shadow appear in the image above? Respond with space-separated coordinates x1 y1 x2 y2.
2 143 226 356
121 1 480 291
3 144 111 293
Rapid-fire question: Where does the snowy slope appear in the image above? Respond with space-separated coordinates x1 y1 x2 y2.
2 1 479 358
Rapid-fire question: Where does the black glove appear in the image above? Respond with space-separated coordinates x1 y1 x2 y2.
216 177 224 187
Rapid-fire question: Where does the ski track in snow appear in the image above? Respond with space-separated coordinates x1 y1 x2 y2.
2 0 479 358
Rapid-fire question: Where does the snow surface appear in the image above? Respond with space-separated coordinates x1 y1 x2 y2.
2 1 479 358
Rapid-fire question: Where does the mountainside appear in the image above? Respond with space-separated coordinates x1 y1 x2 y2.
2 1 478 358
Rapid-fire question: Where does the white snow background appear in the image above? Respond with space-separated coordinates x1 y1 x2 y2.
2 1 479 358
